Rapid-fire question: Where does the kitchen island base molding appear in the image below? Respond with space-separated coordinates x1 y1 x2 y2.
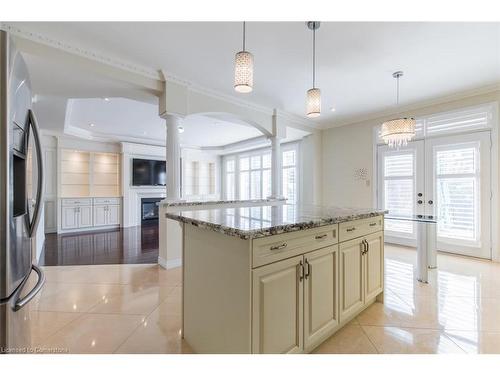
181 213 385 354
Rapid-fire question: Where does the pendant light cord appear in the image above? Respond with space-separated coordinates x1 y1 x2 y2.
312 27 316 88
242 21 246 52
396 74 400 105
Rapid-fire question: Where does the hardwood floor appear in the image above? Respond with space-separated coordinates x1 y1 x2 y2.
41 224 159 266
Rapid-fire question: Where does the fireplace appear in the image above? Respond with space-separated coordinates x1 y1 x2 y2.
141 198 162 225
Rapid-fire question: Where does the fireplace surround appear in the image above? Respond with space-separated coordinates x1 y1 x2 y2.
141 197 163 225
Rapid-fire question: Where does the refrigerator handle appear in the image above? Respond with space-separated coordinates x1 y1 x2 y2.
14 264 45 311
26 109 44 238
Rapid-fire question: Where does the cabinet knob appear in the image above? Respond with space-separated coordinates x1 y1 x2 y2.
346 227 356 232
315 234 327 240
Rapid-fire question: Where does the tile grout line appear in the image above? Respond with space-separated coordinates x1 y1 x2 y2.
112 287 178 354
358 323 380 354
442 331 469 354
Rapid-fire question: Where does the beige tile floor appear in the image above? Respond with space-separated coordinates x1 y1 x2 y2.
24 245 500 354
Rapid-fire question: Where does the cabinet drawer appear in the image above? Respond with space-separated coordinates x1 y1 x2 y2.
252 225 338 268
339 216 383 243
61 198 92 206
93 197 121 205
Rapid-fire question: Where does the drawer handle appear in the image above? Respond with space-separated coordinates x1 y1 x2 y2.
315 234 328 240
346 227 356 232
270 243 287 251
369 222 377 227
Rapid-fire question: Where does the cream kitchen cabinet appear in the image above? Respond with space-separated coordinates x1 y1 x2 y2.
252 245 339 354
303 245 339 351
252 255 304 354
178 212 385 354
339 231 384 322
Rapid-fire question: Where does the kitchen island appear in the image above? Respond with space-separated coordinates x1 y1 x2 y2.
166 204 386 354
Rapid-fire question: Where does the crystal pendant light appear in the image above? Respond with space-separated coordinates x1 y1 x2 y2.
380 71 416 148
306 21 321 118
234 22 254 93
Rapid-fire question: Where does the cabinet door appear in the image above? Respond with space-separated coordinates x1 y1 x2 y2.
78 205 93 228
107 205 120 225
61 206 78 230
339 238 364 322
252 255 304 354
364 232 384 301
93 205 107 226
304 245 339 351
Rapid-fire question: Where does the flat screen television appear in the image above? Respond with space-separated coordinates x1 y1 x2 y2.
132 158 166 186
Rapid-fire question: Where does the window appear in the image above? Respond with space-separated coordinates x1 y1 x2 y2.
223 144 299 202
182 158 218 200
376 104 494 144
435 144 479 244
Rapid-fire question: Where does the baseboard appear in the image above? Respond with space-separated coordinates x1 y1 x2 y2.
158 256 182 269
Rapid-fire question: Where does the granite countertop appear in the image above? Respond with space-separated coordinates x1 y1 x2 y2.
161 198 286 207
166 204 387 239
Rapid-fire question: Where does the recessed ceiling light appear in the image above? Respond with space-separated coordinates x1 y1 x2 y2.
103 97 110 102
89 123 95 127
330 107 336 112
178 126 185 133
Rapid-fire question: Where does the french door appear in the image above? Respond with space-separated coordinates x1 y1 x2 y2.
378 131 491 259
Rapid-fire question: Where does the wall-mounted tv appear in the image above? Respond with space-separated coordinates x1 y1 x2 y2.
132 158 166 186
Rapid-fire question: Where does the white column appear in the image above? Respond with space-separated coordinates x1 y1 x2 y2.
269 136 283 199
164 114 182 201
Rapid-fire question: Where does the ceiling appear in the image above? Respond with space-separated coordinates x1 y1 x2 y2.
63 97 310 148
8 21 500 126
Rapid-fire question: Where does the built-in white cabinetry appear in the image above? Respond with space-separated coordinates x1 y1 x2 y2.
60 197 121 232
93 198 121 227
61 198 93 231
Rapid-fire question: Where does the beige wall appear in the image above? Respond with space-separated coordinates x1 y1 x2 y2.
301 132 323 205
321 89 500 259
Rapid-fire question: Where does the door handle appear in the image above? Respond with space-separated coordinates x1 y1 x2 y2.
362 239 369 255
25 109 44 238
14 264 45 311
304 259 311 279
298 260 304 282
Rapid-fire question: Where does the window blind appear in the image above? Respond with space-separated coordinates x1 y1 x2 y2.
377 104 493 144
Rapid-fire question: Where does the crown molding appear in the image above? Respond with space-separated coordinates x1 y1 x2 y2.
0 22 162 81
320 82 500 130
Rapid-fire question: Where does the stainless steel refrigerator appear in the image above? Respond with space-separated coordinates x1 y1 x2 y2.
0 30 45 353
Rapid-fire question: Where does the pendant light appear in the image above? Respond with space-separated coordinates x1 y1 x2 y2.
380 71 416 148
234 21 254 93
306 21 321 118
